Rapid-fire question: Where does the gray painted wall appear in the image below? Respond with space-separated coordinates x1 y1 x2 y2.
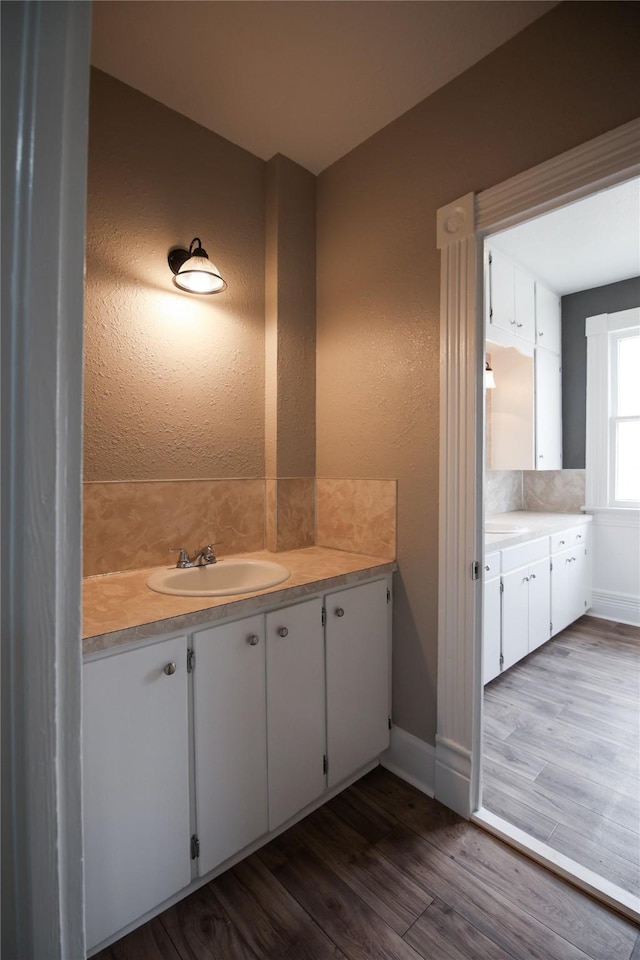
562 276 640 468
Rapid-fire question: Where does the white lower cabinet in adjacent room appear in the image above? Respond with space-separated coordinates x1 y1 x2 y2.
325 578 390 788
551 543 591 636
266 597 327 831
483 553 502 684
500 538 551 672
83 636 191 952
193 615 268 876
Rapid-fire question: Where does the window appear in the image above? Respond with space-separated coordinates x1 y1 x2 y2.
585 308 640 510
610 331 640 504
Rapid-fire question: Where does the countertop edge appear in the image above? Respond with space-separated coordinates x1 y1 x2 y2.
83 555 397 657
485 511 592 554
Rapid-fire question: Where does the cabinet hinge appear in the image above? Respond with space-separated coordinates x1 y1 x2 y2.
323 755 328 775
386 588 391 604
388 716 392 731
471 561 480 581
321 607 326 627
550 622 553 634
550 560 553 572
499 581 504 594
499 653 504 668
190 834 200 860
187 648 195 673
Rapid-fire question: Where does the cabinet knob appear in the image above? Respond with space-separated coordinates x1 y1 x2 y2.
576 534 582 540
529 573 536 580
485 565 490 571
538 454 544 459
539 330 544 336
247 635 260 646
163 662 177 676
522 576 530 583
278 627 289 638
335 607 345 618
559 540 565 545
516 322 523 328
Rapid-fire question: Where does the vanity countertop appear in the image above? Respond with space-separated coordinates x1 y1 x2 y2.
485 511 592 553
83 546 396 656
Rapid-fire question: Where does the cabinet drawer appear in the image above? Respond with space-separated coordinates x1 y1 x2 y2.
550 525 589 554
501 536 549 573
483 552 500 579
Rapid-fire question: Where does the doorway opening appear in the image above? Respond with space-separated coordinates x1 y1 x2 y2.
436 118 640 922
479 182 640 911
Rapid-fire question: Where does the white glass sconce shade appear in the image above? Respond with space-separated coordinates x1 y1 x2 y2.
168 238 226 294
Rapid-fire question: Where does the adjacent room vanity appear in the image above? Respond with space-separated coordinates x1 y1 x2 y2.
82 548 394 954
483 513 592 685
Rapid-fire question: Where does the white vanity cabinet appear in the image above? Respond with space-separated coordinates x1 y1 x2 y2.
500 538 551 671
551 525 592 635
483 552 502 684
325 579 390 788
83 636 191 951
266 598 326 830
192 615 268 876
84 572 392 953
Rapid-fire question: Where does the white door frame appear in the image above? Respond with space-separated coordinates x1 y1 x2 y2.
435 116 640 819
1 2 91 957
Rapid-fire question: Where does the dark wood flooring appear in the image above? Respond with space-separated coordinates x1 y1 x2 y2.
483 615 640 900
95 764 639 960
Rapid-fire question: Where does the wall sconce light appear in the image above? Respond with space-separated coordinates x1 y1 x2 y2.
485 360 496 389
168 237 227 294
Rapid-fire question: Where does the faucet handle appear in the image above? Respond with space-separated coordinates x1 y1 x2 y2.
170 547 191 568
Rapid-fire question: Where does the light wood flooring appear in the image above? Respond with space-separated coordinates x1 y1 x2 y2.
483 615 640 900
95 764 639 960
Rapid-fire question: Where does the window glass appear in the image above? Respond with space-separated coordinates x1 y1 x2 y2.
616 334 640 417
615 419 640 503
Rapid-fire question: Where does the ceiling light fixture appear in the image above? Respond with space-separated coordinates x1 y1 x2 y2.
485 360 496 390
168 237 226 294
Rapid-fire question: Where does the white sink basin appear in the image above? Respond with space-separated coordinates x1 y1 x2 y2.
146 559 291 597
485 520 529 535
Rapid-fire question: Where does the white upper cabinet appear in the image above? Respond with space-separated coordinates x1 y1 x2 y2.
488 249 535 343
536 283 562 354
535 346 563 470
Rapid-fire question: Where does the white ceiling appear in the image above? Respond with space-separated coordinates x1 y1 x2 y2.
91 0 557 175
489 178 640 296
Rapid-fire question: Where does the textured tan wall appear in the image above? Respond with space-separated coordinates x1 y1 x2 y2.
265 154 316 478
316 2 640 744
84 69 266 481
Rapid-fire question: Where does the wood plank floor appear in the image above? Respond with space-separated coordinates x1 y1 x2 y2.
95 764 639 960
483 615 640 900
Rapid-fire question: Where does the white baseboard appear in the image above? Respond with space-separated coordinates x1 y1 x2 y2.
380 725 435 797
590 589 640 626
434 734 473 818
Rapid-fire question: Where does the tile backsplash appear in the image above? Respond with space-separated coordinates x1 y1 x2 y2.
485 469 586 516
523 469 585 513
316 478 397 558
83 479 265 577
84 476 397 577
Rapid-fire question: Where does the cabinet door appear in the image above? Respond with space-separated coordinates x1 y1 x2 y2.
483 575 502 684
266 598 326 830
83 638 191 950
569 549 590 625
489 250 516 334
536 283 562 353
501 568 530 670
325 579 390 788
514 268 535 342
551 546 575 636
528 557 551 652
193 616 268 876
535 347 562 470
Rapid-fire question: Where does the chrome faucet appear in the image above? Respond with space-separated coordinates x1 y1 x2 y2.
170 543 219 568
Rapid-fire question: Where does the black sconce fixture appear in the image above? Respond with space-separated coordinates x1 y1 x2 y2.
168 237 226 294
485 360 496 390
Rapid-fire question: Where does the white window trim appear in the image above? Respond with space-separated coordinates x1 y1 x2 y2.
585 308 640 511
